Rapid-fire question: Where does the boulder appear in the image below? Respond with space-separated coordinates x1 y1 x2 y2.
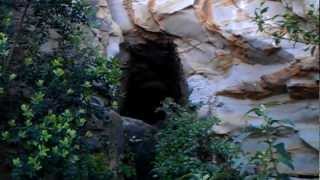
85 96 124 175
122 117 157 179
85 96 158 179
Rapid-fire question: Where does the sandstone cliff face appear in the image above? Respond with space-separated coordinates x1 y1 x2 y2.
94 0 319 177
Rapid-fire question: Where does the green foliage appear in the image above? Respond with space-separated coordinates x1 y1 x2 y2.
3 109 86 178
254 2 319 52
153 99 241 180
118 151 137 179
0 0 121 179
0 32 8 57
244 105 294 180
0 1 12 32
0 55 119 179
80 153 114 179
86 56 122 107
0 33 8 95
153 100 295 180
119 163 137 179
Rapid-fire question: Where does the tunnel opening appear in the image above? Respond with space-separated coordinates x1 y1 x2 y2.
120 40 186 125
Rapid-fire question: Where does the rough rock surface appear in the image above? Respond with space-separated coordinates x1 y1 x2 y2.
85 96 124 179
122 117 157 179
85 96 157 180
96 0 319 177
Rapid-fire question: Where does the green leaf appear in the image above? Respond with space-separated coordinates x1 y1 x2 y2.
18 131 27 139
245 105 265 117
27 156 42 171
51 58 63 67
36 80 44 87
12 158 22 167
21 104 34 119
31 91 45 104
261 7 269 14
24 57 33 65
1 131 9 141
53 68 64 77
8 119 16 127
9 73 17 80
274 143 294 170
40 130 52 142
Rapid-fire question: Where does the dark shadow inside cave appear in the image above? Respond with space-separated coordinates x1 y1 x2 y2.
120 40 186 125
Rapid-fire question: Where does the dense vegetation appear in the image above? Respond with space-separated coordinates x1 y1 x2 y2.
0 0 120 179
152 99 240 180
152 99 294 180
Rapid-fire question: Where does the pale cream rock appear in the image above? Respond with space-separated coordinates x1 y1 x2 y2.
107 0 134 32
150 0 195 16
131 0 161 32
156 8 209 41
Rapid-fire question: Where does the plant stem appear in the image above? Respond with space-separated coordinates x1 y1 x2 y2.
5 0 31 70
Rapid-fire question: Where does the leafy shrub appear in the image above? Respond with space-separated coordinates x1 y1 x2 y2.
3 109 89 178
118 152 137 179
243 105 294 180
0 0 121 179
153 100 294 180
152 99 241 180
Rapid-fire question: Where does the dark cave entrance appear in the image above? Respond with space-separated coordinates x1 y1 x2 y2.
120 40 186 125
